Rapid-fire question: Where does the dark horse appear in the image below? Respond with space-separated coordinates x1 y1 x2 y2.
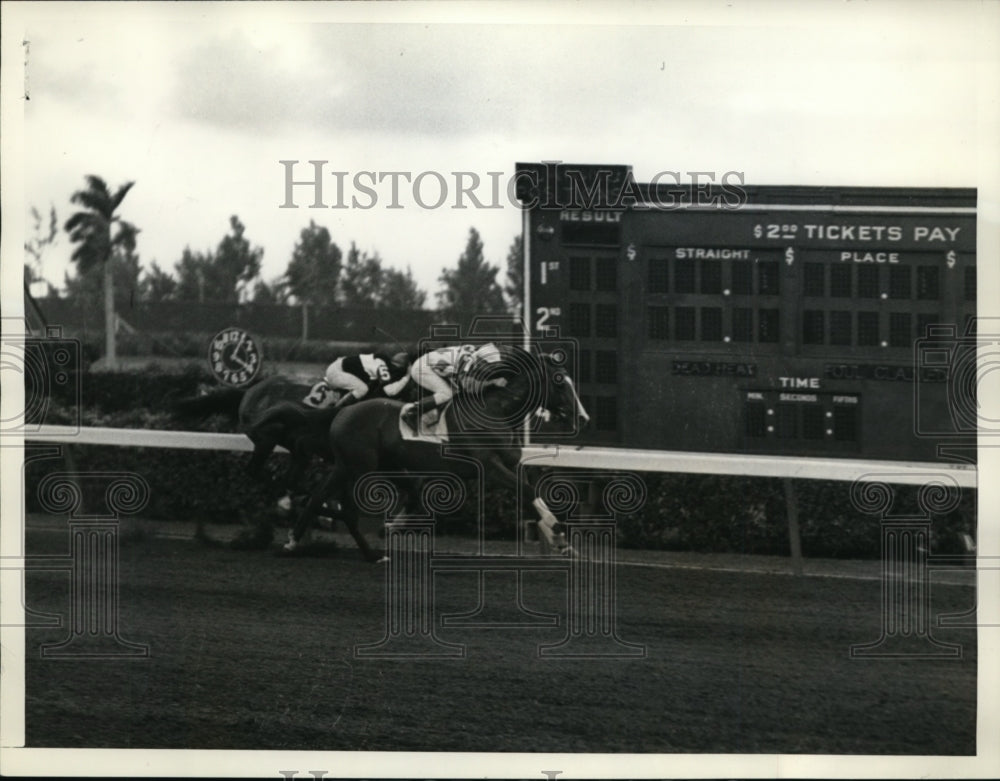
174 374 342 498
285 348 590 561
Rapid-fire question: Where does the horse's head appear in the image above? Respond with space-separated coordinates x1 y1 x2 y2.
452 345 589 435
488 345 590 432
537 352 590 433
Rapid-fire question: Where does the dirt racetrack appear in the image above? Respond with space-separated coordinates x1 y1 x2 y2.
23 519 976 755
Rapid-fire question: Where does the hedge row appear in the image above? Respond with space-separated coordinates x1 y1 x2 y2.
44 365 213 416
613 473 975 559
25 372 977 559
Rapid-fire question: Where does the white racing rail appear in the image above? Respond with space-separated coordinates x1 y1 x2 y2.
26 425 977 488
28 425 256 452
24 424 978 577
521 444 977 487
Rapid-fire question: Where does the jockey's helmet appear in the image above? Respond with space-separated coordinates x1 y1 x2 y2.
391 352 410 370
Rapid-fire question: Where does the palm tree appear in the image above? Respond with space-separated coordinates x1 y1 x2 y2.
64 176 137 368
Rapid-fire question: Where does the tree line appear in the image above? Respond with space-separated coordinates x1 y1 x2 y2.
27 175 526 321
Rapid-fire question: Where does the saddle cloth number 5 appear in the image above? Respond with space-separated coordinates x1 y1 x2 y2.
303 381 335 408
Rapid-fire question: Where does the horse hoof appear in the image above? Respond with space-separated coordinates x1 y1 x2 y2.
377 555 390 564
282 542 297 553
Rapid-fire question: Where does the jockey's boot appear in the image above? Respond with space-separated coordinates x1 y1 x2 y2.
402 395 439 430
330 393 357 413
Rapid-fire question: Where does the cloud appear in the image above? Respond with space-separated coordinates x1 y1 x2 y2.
170 25 460 135
168 24 702 138
172 27 331 132
18 8 992 301
27 27 141 111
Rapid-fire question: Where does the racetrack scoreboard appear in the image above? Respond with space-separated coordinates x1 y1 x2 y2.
516 162 977 462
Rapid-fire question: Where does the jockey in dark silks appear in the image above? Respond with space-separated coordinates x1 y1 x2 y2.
324 352 411 411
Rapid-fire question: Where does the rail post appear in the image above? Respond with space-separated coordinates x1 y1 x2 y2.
783 478 804 577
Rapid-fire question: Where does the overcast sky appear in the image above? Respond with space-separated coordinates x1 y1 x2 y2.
5 1 999 301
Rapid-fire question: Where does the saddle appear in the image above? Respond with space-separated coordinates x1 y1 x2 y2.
399 401 451 443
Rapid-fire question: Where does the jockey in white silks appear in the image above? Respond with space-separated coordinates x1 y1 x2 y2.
401 343 508 428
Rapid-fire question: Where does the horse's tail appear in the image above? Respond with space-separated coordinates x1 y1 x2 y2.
172 386 247 422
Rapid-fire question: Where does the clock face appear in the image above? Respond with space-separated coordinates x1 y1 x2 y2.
208 327 262 387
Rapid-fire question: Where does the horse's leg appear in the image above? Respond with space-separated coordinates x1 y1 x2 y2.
286 465 381 562
398 476 422 518
339 491 384 563
285 467 339 551
490 449 568 553
247 420 295 493
337 443 391 563
246 437 275 480
289 441 339 519
283 453 306 495
284 459 379 561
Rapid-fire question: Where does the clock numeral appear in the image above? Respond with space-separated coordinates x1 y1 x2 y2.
209 328 261 386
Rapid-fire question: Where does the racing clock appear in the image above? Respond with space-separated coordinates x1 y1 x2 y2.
208 327 262 387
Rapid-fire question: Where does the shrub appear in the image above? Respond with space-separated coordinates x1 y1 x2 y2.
614 473 975 559
25 443 276 523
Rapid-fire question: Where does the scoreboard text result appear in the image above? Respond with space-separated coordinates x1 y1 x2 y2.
519 163 977 462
